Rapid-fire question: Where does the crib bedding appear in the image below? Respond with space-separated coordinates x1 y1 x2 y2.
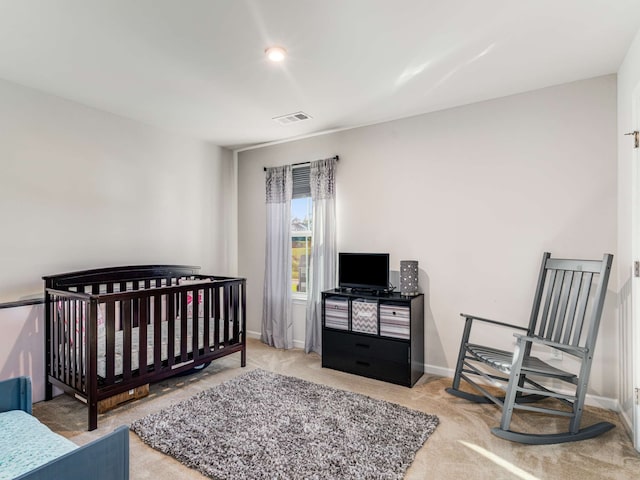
0 410 78 480
95 317 233 377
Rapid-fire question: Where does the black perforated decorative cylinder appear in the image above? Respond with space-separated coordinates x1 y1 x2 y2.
400 260 419 296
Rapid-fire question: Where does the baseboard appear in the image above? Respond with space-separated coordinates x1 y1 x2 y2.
246 329 260 341
619 409 634 438
246 329 305 350
424 363 454 379
246 334 620 411
424 363 620 412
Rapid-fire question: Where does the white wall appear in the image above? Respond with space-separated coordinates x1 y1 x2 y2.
617 27 640 434
238 75 618 402
0 78 233 400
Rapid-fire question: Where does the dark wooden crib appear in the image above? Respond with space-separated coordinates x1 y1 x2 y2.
43 265 246 431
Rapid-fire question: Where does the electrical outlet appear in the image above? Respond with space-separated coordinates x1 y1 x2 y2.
550 349 563 361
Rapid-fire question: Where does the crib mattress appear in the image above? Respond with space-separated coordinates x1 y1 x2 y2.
96 318 232 377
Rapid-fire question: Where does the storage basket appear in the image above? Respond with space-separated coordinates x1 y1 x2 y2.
379 304 410 339
325 297 349 330
351 299 378 334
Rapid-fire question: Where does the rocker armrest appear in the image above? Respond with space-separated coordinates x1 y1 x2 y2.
513 334 587 356
460 313 529 331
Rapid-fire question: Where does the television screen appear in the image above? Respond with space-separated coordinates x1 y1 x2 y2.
338 253 389 291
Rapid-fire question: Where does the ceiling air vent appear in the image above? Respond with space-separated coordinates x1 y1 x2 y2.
272 111 312 125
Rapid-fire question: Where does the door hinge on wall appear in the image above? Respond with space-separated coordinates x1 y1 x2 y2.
625 130 639 148
635 261 640 278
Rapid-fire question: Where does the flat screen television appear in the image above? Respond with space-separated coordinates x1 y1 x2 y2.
338 252 389 292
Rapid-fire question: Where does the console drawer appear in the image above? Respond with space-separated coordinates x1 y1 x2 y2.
322 330 410 385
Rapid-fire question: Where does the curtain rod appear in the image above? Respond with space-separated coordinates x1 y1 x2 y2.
263 155 339 171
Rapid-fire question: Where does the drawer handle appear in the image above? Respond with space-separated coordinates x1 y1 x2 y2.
355 343 370 349
355 360 370 367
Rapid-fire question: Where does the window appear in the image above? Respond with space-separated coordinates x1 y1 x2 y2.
291 165 312 294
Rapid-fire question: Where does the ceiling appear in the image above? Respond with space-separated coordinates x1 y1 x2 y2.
0 0 639 150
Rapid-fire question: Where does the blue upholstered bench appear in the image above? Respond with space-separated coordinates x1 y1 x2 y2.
0 377 129 480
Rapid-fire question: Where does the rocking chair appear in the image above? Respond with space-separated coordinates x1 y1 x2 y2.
446 252 614 444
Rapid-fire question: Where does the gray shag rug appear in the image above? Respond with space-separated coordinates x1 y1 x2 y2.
131 369 439 480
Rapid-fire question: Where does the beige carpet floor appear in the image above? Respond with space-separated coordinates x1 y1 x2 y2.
33 338 640 479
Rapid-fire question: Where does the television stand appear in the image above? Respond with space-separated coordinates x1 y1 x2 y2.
321 289 424 387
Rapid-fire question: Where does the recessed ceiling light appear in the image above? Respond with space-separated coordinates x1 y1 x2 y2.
265 46 287 62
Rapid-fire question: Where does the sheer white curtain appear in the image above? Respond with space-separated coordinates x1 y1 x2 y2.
262 165 294 349
305 157 337 354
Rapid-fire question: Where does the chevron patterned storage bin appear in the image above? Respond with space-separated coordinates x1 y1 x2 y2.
351 299 378 334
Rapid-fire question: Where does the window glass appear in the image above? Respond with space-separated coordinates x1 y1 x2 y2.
292 197 312 293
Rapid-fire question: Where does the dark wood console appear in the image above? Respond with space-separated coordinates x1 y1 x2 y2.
321 289 424 387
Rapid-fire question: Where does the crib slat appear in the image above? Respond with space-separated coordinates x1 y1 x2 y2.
74 299 80 387
223 284 230 346
180 290 188 363
70 300 76 388
131 281 140 328
233 283 240 344
213 287 220 351
153 294 162 373
192 288 199 363
60 300 67 381
104 300 115 384
56 299 62 380
167 293 175 368
56 300 61 381
105 284 115 384
66 300 72 388
203 285 211 353
54 299 59 380
139 295 148 375
64 300 71 386
60 299 66 385
75 300 82 389
122 299 132 381
49 298 55 380
78 300 85 392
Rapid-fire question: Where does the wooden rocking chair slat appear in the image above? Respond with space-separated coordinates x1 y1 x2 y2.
544 269 565 340
468 344 577 378
551 271 574 342
571 272 593 347
538 269 557 338
560 271 582 345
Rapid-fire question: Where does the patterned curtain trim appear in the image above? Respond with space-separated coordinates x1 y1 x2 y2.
265 165 292 204
310 157 336 200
